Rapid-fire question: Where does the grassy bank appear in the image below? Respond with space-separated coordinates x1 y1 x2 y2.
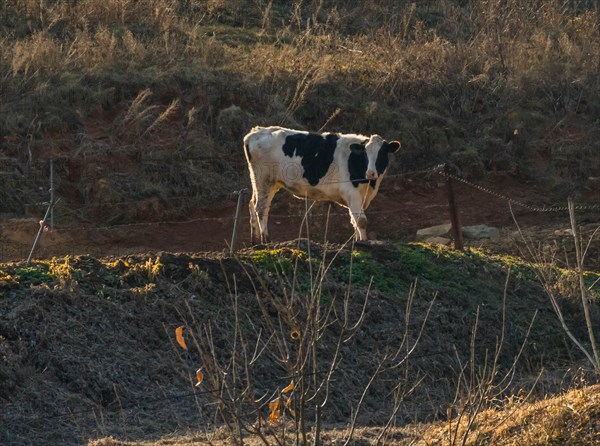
0 240 598 444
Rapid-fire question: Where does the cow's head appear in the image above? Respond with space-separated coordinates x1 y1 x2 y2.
362 135 401 180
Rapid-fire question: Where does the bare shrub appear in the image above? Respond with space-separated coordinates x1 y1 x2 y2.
511 202 600 372
174 234 435 445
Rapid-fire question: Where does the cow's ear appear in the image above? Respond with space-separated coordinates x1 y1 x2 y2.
386 141 401 153
349 143 365 153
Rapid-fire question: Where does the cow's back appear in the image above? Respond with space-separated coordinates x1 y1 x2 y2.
244 126 297 163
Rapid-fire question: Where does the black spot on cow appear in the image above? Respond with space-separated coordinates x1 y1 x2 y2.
348 143 377 188
282 132 339 186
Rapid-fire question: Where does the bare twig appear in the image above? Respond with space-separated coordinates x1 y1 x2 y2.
510 202 598 370
568 197 600 370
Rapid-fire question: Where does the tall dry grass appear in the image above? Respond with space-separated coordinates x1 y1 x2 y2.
3 1 598 101
1 0 599 218
3 1 598 129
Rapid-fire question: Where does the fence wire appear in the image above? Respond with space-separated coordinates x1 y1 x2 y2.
1 161 599 262
22 162 600 217
437 169 600 213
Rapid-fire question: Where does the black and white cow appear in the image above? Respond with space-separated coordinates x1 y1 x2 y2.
243 126 401 242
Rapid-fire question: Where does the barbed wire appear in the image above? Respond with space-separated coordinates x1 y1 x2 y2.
23 205 441 233
1 162 598 263
16 190 597 238
437 169 600 213
20 162 599 217
26 192 243 209
57 214 239 232
1 153 597 212
20 164 440 209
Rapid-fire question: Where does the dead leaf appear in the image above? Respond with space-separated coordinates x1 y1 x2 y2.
284 395 295 417
175 325 188 350
282 381 294 393
269 399 281 424
195 367 204 387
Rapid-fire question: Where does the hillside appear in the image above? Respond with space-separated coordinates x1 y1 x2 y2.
0 2 599 445
1 0 599 241
1 241 599 445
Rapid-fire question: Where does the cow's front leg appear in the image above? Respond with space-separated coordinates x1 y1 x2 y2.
348 205 368 241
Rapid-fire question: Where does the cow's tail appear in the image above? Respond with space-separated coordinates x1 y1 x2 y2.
243 128 260 163
242 128 254 164
243 134 257 189
243 141 252 162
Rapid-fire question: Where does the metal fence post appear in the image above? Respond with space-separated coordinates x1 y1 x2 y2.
230 189 247 255
26 198 60 265
26 160 58 265
444 164 464 250
49 160 54 231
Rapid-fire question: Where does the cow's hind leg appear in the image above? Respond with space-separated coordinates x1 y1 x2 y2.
249 191 260 244
254 184 280 243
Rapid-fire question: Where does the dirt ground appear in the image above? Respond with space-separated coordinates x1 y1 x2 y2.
2 174 598 264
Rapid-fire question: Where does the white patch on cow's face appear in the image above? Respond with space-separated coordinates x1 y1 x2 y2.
364 135 384 180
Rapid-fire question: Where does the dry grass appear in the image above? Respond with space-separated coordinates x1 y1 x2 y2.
1 0 599 219
421 383 600 446
84 384 600 446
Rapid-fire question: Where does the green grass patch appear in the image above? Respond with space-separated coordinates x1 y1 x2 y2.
333 249 405 295
8 266 52 287
378 243 544 306
246 247 307 276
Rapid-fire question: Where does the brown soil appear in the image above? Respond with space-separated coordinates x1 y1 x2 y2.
2 174 598 265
